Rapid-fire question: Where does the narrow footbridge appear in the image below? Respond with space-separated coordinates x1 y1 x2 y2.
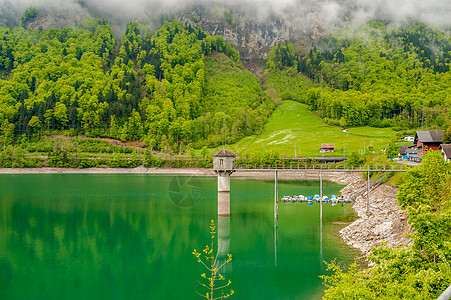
235 164 408 173
233 164 408 219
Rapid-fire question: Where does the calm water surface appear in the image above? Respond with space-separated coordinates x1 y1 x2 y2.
0 174 358 299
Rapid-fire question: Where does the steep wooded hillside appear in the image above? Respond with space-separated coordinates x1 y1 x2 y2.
0 19 273 152
265 21 451 130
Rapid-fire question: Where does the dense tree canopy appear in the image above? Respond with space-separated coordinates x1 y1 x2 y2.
0 18 271 152
266 21 451 130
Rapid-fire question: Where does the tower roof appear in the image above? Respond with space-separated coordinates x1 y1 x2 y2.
212 148 236 157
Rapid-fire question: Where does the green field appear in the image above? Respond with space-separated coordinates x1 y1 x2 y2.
219 100 403 157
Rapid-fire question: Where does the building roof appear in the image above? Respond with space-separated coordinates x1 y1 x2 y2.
212 148 236 157
406 147 417 154
320 144 335 149
399 145 417 155
440 144 451 158
399 145 408 155
414 131 444 144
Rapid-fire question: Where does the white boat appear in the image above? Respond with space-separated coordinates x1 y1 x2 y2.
313 194 321 202
331 195 338 206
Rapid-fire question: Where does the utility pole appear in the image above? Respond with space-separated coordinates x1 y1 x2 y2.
320 166 323 266
274 167 278 218
320 165 323 222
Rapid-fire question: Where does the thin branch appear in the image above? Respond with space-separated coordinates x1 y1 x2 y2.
195 290 209 299
197 257 212 271
197 280 210 289
213 283 231 290
217 259 230 270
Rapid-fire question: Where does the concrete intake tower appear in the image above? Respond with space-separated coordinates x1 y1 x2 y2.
212 149 236 216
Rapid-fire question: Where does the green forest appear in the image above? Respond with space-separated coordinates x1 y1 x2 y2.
0 17 450 164
0 18 272 155
266 21 451 129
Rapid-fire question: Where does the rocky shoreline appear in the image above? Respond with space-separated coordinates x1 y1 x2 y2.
338 173 413 259
0 167 412 258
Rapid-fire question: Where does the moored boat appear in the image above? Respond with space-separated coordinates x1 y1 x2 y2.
323 196 330 204
313 194 321 203
331 195 338 206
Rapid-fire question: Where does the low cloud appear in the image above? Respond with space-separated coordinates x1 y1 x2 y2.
1 0 450 32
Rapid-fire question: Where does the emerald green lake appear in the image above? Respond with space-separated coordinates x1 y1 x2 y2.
0 174 358 299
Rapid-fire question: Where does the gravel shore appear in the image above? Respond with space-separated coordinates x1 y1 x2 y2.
338 174 413 258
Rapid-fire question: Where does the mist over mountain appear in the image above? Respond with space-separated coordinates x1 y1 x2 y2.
1 0 450 60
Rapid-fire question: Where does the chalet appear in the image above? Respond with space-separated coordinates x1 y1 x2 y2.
440 144 451 162
414 130 444 158
319 144 335 153
399 145 417 160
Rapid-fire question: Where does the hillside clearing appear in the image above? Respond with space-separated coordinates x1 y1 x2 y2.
220 101 402 157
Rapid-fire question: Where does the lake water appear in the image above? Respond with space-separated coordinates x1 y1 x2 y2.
0 174 358 299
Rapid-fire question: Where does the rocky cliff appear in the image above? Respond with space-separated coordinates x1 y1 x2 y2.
2 3 316 62
177 11 297 61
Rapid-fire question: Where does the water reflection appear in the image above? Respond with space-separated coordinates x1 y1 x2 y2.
320 216 324 270
274 216 279 267
0 174 356 300
0 175 218 300
218 215 232 273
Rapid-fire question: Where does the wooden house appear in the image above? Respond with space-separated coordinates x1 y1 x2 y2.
440 144 451 162
414 131 444 158
319 144 335 153
399 145 417 160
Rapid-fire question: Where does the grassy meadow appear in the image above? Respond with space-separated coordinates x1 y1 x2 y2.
218 100 404 157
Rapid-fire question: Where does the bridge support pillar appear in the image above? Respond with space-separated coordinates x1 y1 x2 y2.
274 169 278 218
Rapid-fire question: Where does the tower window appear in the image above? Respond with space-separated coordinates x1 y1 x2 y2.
220 159 224 166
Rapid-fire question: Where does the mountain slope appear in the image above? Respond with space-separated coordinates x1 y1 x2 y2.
0 19 274 153
265 21 451 130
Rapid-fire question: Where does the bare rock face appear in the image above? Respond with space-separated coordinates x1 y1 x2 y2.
7 2 319 63
25 9 85 31
21 7 301 62
177 15 293 61
339 179 413 259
